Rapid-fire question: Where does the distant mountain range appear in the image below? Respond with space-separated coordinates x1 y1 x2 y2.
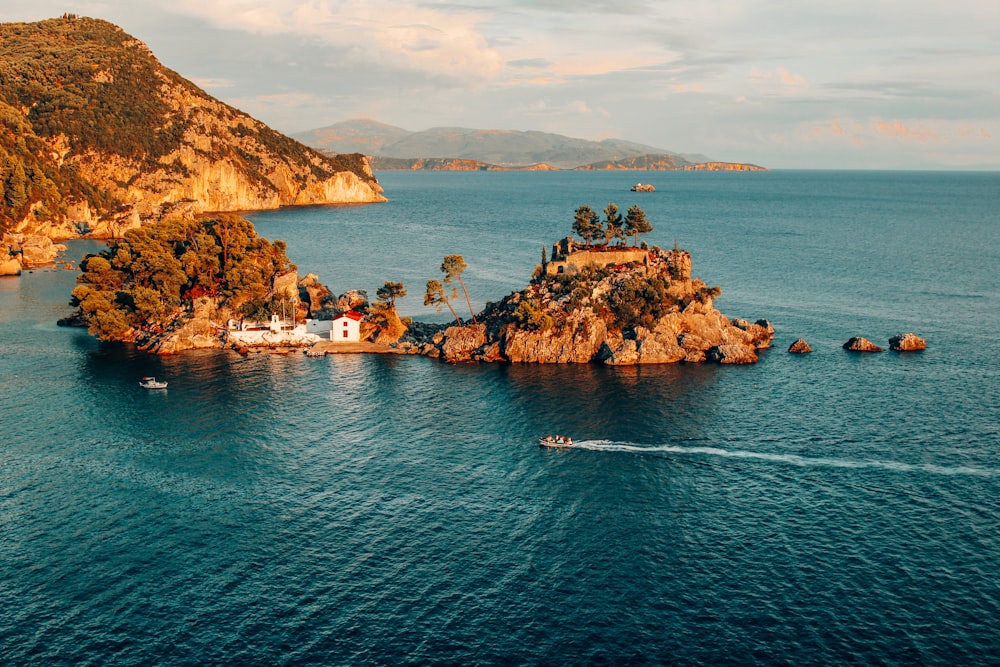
293 119 764 172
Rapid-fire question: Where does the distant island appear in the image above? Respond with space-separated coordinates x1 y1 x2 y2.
295 119 766 172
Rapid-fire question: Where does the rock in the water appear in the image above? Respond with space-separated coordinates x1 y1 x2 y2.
889 333 927 351
788 338 812 354
0 255 21 276
843 336 884 352
707 344 758 364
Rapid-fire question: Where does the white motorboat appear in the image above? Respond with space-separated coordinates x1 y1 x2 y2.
139 376 168 389
539 435 574 448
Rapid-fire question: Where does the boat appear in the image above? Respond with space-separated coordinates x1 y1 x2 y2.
631 183 656 192
539 435 574 448
139 376 168 389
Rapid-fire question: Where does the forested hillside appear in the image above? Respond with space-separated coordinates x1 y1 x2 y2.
0 16 383 239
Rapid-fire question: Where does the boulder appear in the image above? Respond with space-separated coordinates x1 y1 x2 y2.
440 323 487 363
788 339 812 354
335 290 368 312
372 308 408 345
272 271 299 299
0 255 21 276
299 274 331 315
707 344 758 364
603 339 639 365
19 235 66 267
843 336 884 352
637 335 687 364
889 333 927 352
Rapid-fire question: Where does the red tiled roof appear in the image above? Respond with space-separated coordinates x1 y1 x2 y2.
334 310 364 322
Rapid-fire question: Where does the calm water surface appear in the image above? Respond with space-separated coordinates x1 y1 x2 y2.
1 171 998 665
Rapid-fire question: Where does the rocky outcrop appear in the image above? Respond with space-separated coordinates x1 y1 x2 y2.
133 298 224 354
788 338 812 354
502 312 609 363
0 256 20 277
333 290 369 313
427 244 772 364
707 344 759 364
843 336 884 352
372 308 408 345
2 234 68 272
889 333 927 351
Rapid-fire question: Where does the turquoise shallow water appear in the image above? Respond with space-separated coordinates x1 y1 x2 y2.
1 171 999 665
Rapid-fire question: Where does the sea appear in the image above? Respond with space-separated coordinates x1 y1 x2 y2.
2 170 999 665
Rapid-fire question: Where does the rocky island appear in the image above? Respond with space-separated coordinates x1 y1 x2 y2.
420 237 773 364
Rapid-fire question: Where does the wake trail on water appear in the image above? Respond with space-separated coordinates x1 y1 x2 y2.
570 440 997 477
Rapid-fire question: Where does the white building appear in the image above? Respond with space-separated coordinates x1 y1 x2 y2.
330 310 363 342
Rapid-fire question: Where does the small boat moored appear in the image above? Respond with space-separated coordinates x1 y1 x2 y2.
139 376 168 389
539 435 574 448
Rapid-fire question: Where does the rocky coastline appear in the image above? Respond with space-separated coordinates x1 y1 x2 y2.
55 219 925 363
1 234 69 276
412 241 773 364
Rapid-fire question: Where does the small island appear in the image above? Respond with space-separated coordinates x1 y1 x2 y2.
420 205 773 364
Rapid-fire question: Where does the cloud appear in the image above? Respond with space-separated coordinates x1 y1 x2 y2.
189 77 235 89
510 99 610 119
747 66 809 94
671 83 704 93
508 58 552 69
873 119 939 143
778 67 806 87
809 118 995 148
169 0 505 81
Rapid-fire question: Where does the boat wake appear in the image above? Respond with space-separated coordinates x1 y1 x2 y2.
568 440 997 477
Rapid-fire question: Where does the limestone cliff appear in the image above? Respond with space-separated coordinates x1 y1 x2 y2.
0 17 385 242
425 243 773 364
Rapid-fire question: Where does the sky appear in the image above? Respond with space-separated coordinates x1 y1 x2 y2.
3 1 999 169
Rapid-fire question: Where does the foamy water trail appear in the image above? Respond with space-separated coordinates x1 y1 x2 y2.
571 440 997 477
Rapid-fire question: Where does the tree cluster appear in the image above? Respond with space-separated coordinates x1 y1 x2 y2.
71 214 295 340
424 254 477 325
571 203 653 247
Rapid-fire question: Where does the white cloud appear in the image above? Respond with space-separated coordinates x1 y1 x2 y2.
169 0 505 81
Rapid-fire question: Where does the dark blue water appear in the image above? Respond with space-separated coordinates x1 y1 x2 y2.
2 171 999 665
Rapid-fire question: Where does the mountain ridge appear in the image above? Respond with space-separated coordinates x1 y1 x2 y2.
293 119 743 171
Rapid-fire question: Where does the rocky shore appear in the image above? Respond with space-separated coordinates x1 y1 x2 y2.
1 234 68 276
415 241 773 364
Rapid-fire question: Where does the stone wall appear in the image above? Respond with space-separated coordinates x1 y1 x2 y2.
546 240 650 276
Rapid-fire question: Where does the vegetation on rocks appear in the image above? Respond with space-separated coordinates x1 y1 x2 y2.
70 214 295 341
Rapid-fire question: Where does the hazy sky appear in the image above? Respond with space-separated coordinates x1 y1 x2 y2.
4 1 999 169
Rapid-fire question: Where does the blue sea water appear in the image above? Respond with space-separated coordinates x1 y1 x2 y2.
1 170 999 665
